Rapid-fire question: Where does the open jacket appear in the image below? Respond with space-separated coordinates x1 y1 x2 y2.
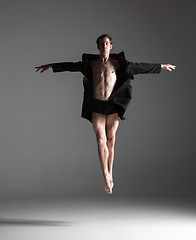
51 51 161 122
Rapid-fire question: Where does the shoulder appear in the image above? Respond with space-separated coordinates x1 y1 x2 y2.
89 58 100 68
82 53 99 62
110 51 129 66
110 51 126 60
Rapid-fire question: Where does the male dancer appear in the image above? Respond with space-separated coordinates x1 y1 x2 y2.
35 34 176 194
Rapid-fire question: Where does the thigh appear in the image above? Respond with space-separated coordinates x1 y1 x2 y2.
92 112 107 138
106 113 119 138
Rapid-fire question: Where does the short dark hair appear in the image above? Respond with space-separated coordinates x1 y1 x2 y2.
96 34 113 46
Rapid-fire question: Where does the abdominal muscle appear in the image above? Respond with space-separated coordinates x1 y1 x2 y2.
90 59 119 101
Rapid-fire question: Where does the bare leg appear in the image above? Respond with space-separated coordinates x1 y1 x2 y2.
106 113 119 190
92 112 119 194
92 113 113 194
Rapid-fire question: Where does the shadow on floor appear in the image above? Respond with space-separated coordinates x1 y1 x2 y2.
0 218 74 227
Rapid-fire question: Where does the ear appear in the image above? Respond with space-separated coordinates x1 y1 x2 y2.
110 44 112 50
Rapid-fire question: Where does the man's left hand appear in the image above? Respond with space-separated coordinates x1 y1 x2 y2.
161 64 176 71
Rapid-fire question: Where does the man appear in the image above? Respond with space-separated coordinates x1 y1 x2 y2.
35 34 176 194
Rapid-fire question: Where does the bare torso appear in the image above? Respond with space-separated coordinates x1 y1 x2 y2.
90 58 119 100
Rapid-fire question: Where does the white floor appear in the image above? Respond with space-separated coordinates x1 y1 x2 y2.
0 195 196 240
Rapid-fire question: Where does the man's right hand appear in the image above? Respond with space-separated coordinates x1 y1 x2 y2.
35 64 52 73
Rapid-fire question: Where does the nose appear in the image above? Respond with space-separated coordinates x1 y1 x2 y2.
103 43 107 49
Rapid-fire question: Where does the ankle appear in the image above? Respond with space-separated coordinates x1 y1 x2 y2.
103 172 111 179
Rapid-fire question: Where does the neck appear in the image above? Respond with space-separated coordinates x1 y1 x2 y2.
100 54 110 62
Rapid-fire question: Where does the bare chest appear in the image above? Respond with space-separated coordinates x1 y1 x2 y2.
90 59 119 84
89 58 119 99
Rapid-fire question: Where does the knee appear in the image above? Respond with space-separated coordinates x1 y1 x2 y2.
107 136 116 149
96 136 107 149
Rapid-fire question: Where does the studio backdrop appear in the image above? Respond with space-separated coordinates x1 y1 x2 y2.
0 0 195 196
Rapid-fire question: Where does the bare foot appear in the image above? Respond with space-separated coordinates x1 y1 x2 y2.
104 174 113 194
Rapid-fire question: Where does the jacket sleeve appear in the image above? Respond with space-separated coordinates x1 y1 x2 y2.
127 62 161 76
51 61 84 73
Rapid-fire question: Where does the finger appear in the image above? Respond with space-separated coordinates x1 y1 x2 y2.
37 68 43 72
171 66 176 69
170 66 176 71
41 68 47 73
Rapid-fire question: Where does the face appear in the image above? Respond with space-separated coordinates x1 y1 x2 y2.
97 37 112 56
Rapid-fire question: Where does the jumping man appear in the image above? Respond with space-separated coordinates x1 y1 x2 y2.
35 34 176 194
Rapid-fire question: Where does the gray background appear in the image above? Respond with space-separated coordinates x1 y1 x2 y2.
0 0 195 197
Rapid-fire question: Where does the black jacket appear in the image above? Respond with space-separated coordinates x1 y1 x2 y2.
51 51 161 122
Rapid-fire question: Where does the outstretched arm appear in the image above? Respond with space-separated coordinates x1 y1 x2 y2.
35 61 84 73
128 62 176 76
161 64 176 71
